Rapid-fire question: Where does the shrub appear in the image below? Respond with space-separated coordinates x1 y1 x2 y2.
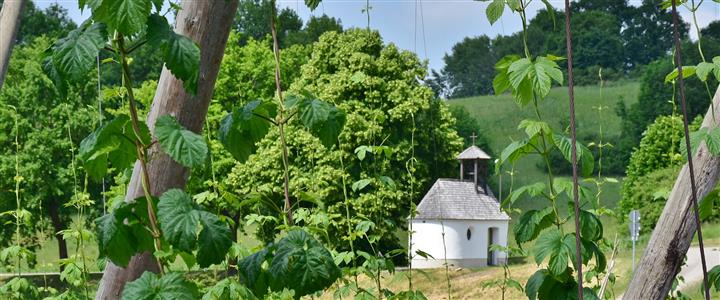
619 115 702 231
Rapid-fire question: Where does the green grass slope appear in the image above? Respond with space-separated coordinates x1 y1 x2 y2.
448 81 639 211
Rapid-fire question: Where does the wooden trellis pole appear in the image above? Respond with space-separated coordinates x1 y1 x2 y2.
0 0 26 89
623 85 720 299
94 1 239 299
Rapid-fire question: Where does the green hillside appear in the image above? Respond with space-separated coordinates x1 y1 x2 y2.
448 81 640 211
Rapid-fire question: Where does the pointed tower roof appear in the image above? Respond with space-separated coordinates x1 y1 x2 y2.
457 145 491 160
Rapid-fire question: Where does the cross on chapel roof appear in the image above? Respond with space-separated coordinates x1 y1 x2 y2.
457 133 491 160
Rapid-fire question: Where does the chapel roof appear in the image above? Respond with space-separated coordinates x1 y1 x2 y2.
415 179 510 221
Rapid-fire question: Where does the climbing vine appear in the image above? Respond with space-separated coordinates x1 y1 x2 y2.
482 0 610 299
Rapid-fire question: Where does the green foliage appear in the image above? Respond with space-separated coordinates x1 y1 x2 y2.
122 272 199 300
289 93 347 148
233 0 302 46
51 21 107 81
219 100 277 162
95 198 155 267
232 0 341 48
225 29 463 254
623 115 684 187
92 0 151 35
0 277 40 299
238 230 341 299
622 166 679 232
284 15 343 47
0 36 99 258
155 115 208 168
11 2 77 45
708 265 720 292
212 34 310 111
79 115 151 180
615 29 720 171
622 0 687 68
202 278 257 300
618 115 706 229
494 55 564 106
551 134 594 177
441 36 496 97
533 229 572 276
157 189 232 267
147 15 201 94
437 1 683 98
514 208 554 244
484 3 610 299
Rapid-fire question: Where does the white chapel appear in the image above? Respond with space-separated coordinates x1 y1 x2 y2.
410 143 510 269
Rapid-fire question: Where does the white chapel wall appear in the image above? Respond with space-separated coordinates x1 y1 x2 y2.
410 219 508 269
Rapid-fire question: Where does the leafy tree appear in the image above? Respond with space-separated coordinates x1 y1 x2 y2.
622 166 680 236
622 0 688 68
224 29 463 256
233 0 303 46
448 105 492 150
619 115 703 230
561 11 624 70
424 69 449 98
615 34 719 171
285 14 343 47
0 36 99 267
442 35 496 98
574 0 633 23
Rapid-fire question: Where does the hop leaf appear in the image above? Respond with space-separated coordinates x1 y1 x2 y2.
533 229 571 276
122 272 199 300
268 230 342 298
155 115 208 168
290 94 347 149
486 0 505 25
79 115 151 180
93 0 152 35
157 189 232 267
305 0 322 10
95 198 155 267
144 14 200 94
551 134 594 177
51 21 107 81
218 100 277 162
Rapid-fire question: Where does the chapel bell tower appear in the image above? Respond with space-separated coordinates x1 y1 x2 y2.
457 133 491 194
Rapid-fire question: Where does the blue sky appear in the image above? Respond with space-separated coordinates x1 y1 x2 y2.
34 0 720 71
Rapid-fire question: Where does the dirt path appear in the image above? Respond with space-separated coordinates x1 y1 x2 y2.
677 246 720 291
615 246 719 300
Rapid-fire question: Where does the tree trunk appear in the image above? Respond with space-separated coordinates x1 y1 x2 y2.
623 85 720 299
48 200 68 272
95 1 238 299
0 0 25 89
226 211 240 277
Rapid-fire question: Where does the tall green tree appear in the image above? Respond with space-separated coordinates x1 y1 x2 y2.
0 36 98 268
574 0 632 23
442 35 495 98
222 29 463 256
285 14 343 47
233 0 303 46
622 0 688 68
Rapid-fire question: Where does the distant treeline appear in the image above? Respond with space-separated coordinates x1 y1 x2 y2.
427 0 690 99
